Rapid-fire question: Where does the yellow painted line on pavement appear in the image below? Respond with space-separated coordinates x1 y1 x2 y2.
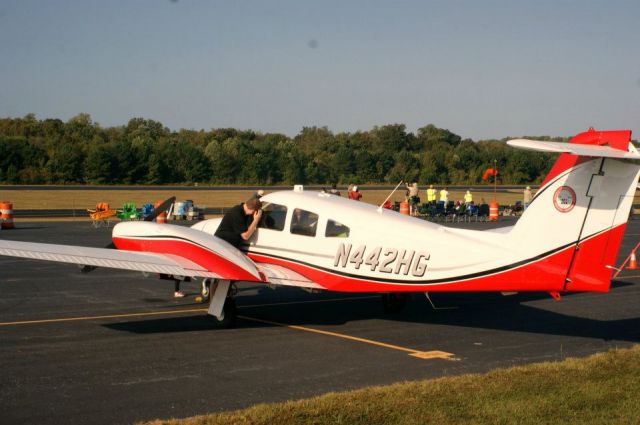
1 299 456 361
239 315 456 361
0 308 207 326
0 296 377 326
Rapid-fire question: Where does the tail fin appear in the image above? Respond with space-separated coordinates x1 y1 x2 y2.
508 128 640 292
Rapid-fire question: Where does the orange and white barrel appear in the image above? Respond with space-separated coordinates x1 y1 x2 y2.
154 200 167 224
0 201 14 229
489 201 499 221
399 201 410 216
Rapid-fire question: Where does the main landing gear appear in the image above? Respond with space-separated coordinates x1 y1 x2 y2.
202 278 238 328
381 292 408 313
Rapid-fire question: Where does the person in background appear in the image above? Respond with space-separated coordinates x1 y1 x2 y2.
174 280 185 298
464 189 473 205
524 186 532 210
255 189 265 199
426 184 437 203
329 184 341 196
407 182 420 216
348 185 362 201
439 187 449 204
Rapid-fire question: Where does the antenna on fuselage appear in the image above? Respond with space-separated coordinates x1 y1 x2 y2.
377 180 404 213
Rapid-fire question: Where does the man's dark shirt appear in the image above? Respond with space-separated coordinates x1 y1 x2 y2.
214 204 250 249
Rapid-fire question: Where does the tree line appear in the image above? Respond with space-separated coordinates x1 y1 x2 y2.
0 113 565 185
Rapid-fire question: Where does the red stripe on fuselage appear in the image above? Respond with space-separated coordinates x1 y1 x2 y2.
248 247 572 293
112 236 259 281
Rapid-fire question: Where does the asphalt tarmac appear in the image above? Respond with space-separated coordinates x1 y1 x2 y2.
1 218 640 424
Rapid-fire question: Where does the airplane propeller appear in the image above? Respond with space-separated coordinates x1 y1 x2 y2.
144 196 176 222
92 196 176 260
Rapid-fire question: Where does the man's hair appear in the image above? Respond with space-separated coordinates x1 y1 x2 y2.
245 197 263 211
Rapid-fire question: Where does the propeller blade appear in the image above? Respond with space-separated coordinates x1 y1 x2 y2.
145 196 176 222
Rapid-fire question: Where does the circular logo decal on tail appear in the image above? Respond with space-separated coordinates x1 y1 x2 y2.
553 186 576 212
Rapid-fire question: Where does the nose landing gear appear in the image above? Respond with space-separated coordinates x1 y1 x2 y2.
203 279 238 328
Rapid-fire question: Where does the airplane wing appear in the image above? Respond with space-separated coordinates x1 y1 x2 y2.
0 240 223 279
0 238 326 290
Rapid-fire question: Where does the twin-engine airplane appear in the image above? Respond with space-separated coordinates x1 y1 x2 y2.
1 128 639 327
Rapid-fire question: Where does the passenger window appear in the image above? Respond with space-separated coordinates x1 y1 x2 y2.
325 219 350 238
290 208 319 237
258 203 287 231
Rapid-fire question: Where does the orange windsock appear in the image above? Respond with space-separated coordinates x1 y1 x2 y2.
482 168 498 181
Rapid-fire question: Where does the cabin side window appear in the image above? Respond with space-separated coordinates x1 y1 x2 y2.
258 203 287 231
325 219 350 238
290 208 319 237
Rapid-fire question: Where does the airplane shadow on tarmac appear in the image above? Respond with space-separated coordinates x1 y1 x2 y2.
104 279 640 343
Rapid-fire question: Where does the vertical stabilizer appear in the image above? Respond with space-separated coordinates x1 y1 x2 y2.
508 129 640 292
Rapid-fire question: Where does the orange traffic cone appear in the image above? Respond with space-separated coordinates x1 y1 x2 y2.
627 251 638 270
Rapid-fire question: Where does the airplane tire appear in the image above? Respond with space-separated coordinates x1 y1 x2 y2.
382 293 408 313
208 298 237 329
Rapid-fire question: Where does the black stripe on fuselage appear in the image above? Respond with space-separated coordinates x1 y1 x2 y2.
245 239 581 286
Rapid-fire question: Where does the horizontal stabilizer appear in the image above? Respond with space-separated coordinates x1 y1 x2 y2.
507 139 640 159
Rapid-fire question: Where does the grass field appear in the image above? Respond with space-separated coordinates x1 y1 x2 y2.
0 187 529 211
143 345 640 425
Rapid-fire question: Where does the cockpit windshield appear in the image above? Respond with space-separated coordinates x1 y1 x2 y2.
258 203 287 231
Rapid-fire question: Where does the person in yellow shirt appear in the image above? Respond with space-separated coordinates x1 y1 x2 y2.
426 184 437 203
439 187 449 203
464 190 473 205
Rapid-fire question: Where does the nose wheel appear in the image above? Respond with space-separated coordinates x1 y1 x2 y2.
207 297 237 328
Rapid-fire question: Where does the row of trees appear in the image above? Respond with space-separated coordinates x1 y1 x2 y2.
0 114 564 185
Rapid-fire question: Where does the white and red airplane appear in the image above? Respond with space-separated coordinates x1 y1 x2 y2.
1 128 639 327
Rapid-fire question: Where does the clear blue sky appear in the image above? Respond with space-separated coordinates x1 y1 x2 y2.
1 0 639 140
